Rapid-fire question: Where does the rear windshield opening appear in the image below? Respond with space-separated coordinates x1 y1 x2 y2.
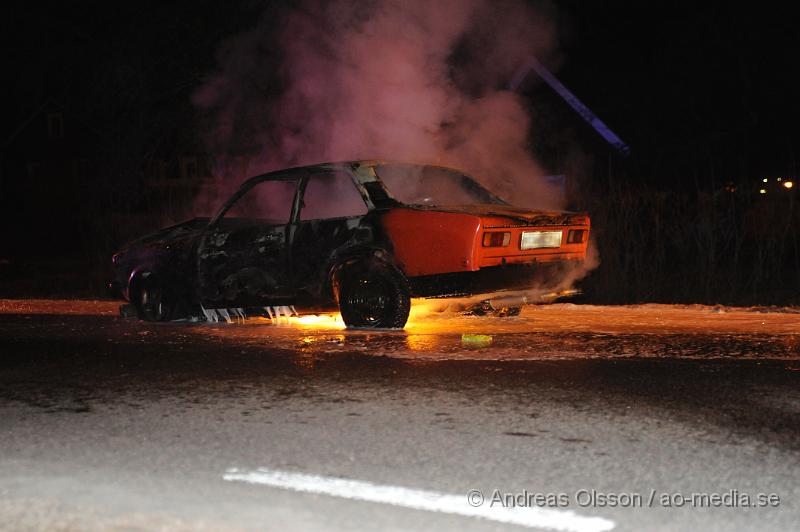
375 163 507 207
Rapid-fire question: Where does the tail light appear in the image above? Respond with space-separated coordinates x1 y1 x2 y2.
567 230 586 244
483 232 511 247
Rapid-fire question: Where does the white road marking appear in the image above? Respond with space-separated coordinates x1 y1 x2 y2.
223 468 615 532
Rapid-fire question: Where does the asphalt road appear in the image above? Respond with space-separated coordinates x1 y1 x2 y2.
0 300 798 531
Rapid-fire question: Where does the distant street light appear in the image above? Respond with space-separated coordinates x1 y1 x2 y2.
785 181 794 189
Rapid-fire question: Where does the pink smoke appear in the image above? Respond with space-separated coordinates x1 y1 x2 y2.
193 0 562 212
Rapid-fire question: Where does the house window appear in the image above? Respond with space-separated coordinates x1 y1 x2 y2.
47 113 64 139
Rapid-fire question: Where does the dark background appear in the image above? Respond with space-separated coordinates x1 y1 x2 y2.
1 1 798 304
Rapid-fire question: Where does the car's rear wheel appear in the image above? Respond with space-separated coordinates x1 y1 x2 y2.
133 272 174 322
336 260 411 329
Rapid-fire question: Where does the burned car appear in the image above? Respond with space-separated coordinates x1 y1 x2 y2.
110 161 590 328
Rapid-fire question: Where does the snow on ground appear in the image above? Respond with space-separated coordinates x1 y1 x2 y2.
3 298 795 362
2 299 796 333
187 301 800 361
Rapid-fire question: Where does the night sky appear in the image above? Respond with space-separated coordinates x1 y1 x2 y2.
4 2 798 186
6 3 799 170
556 2 799 183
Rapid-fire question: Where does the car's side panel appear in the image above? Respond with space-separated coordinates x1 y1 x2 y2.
197 218 292 307
382 207 591 278
381 208 482 276
112 219 205 303
291 216 374 301
196 173 303 308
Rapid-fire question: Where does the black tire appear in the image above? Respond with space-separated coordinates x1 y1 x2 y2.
336 260 411 328
133 272 174 322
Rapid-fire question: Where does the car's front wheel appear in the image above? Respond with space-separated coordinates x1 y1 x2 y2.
336 260 411 329
133 272 174 322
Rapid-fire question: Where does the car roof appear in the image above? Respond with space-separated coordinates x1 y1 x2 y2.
233 160 500 212
238 160 470 186
239 160 377 183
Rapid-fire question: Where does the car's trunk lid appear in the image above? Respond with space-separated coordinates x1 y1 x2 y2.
408 204 589 227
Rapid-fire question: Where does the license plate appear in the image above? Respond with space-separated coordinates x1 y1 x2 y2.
520 230 563 250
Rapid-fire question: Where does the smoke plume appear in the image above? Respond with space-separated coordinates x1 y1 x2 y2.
193 0 563 212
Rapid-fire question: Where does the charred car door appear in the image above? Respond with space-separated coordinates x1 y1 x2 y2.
291 170 370 303
197 176 300 308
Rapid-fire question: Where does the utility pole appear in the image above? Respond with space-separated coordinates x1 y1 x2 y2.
510 57 631 157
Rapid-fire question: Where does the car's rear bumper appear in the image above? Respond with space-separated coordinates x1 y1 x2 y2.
475 225 590 268
408 259 585 298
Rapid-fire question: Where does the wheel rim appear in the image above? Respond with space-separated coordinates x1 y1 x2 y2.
140 285 165 321
345 275 393 326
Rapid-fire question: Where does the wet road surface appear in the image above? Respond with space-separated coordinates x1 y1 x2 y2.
0 300 798 531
